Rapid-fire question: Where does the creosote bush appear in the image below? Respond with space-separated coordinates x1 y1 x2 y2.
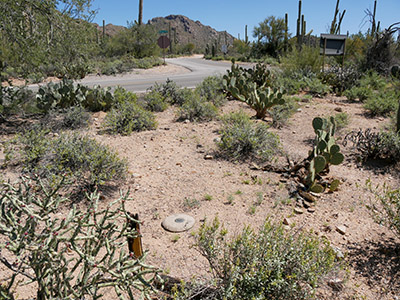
195 75 226 107
103 101 157 135
142 90 168 112
190 217 340 300
176 91 217 122
0 176 160 300
3 129 127 187
217 111 281 162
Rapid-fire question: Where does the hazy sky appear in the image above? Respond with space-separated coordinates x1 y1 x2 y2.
90 0 399 39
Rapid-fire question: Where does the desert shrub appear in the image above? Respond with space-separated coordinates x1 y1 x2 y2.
0 176 160 300
113 86 138 106
344 86 373 102
344 129 400 162
367 182 400 238
344 71 386 102
320 65 361 95
217 111 281 162
50 133 127 186
149 79 182 105
269 96 300 128
332 112 350 131
195 75 226 107
3 130 127 187
176 91 217 122
103 101 157 135
274 69 330 96
193 217 339 300
281 45 322 74
363 90 399 116
142 90 168 112
62 106 91 129
3 127 50 170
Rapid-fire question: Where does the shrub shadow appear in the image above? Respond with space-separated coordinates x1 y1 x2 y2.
347 238 400 296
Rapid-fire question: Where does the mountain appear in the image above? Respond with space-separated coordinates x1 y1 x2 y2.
94 23 126 37
148 15 235 51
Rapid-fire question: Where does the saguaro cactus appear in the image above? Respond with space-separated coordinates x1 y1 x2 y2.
138 0 143 25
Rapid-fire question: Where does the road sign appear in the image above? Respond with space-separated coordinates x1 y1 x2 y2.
158 36 170 49
159 30 168 34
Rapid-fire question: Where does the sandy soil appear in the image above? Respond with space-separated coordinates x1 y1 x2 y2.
1 80 399 299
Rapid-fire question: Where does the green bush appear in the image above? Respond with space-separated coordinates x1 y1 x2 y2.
274 70 330 96
195 75 226 107
269 96 300 128
3 129 127 187
367 182 400 238
281 46 322 74
320 65 361 95
344 86 373 101
0 176 159 300
332 112 350 131
193 217 340 300
62 106 91 129
363 90 399 116
113 86 138 106
149 79 182 105
103 101 157 135
142 90 168 112
176 91 217 122
50 133 127 186
217 111 281 162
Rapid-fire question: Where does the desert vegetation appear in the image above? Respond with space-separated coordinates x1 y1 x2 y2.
1 0 400 299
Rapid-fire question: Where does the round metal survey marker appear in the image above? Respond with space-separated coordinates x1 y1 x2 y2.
161 214 195 233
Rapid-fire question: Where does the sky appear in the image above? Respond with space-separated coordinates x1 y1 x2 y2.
90 0 400 40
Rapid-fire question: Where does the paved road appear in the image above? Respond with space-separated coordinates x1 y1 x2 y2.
77 56 233 93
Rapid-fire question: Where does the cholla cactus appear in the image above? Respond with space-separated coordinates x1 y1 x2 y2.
0 175 160 300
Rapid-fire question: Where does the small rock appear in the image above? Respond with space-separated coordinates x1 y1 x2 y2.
307 207 316 213
305 105 310 108
131 173 142 178
176 162 182 167
196 144 203 148
184 119 190 124
336 225 346 235
328 278 344 291
294 207 304 214
250 163 261 170
163 127 170 130
322 225 332 232
204 154 213 160
292 131 296 134
299 190 316 203
296 108 302 112
334 107 343 112
332 247 345 259
283 218 292 226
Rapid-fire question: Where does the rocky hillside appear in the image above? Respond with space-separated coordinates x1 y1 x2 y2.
148 15 235 51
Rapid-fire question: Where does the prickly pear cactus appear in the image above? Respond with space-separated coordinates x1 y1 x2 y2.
306 117 344 192
222 62 284 119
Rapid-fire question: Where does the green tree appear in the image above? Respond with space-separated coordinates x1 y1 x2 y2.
253 16 288 58
105 23 159 58
0 0 97 79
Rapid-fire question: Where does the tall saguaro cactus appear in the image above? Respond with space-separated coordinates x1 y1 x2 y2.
330 0 346 34
138 0 143 25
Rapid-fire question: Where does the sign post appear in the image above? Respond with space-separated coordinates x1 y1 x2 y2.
157 35 170 65
320 34 347 70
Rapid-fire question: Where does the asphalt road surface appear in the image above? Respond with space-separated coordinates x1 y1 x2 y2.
77 56 233 93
